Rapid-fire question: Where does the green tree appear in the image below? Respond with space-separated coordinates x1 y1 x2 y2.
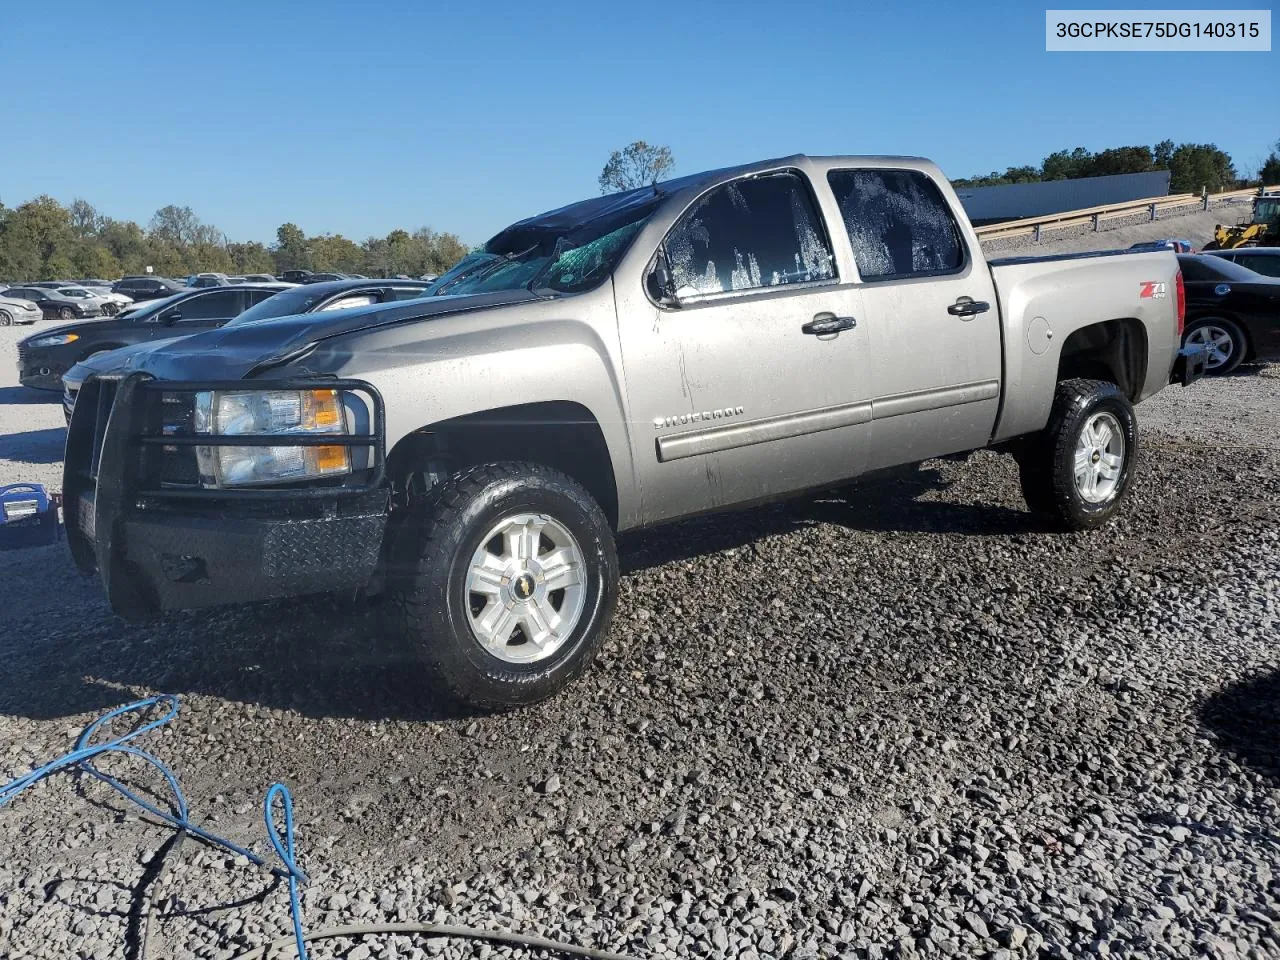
1154 139 1175 169
1167 143 1236 193
1041 147 1094 181
0 196 75 279
599 141 675 194
99 218 149 275
68 198 101 240
1261 139 1280 185
1089 146 1154 176
310 233 363 272
227 241 276 273
274 222 310 271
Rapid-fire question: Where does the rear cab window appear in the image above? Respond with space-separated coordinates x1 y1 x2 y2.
663 170 836 301
826 168 967 282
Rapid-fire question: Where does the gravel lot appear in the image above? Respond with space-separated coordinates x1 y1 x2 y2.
979 198 1254 257
1 324 1278 960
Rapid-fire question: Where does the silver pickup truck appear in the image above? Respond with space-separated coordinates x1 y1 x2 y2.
65 154 1204 707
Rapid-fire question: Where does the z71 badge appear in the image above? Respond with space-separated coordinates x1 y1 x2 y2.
1139 281 1167 300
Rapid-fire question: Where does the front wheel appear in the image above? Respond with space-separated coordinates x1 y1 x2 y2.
1183 317 1247 376
0 310 11 327
387 461 618 709
1016 379 1138 531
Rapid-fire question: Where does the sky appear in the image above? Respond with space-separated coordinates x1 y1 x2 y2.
2 0 1275 247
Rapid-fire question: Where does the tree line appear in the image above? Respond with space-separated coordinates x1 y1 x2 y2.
0 196 469 283
950 139 1272 194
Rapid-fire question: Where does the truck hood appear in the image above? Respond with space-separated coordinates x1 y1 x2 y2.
128 289 542 382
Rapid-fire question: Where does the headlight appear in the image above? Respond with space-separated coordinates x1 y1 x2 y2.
193 389 352 487
29 333 80 347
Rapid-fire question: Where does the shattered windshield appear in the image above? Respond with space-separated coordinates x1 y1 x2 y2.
434 192 662 297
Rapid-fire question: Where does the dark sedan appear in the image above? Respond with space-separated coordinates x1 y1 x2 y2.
1202 247 1280 279
0 285 102 322
111 276 187 302
16 284 292 390
1177 254 1280 375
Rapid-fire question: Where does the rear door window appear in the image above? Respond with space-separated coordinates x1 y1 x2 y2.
173 290 244 321
663 170 835 299
827 169 966 281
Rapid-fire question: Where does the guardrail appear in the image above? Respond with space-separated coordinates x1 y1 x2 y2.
974 185 1277 241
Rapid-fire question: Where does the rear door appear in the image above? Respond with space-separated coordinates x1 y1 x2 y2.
617 168 872 520
826 168 1002 470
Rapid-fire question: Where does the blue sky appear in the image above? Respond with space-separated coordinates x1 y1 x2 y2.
2 0 1274 246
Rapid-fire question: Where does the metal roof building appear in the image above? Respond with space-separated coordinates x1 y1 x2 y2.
954 170 1172 225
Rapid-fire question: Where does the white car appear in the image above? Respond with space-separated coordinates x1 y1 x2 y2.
53 285 128 318
0 295 43 326
76 283 134 315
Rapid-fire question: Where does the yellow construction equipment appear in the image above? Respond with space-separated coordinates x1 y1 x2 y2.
1205 192 1280 249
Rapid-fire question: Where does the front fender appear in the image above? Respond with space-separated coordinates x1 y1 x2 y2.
277 291 641 527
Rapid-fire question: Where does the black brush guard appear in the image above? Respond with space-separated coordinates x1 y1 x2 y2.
65 373 390 619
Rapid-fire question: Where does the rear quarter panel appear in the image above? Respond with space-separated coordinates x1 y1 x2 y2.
989 250 1180 442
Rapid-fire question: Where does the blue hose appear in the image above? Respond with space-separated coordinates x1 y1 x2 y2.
0 695 310 960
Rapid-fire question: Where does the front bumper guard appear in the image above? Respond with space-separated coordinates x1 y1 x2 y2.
65 373 390 620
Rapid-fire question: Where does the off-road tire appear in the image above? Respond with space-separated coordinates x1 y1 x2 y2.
387 461 618 709
1016 379 1138 531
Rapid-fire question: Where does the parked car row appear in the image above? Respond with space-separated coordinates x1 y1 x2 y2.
12 278 433 408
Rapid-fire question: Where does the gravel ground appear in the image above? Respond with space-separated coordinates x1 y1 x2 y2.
1 324 1278 960
979 198 1255 257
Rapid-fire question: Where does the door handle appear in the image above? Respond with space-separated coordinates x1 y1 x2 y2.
801 314 857 336
948 297 990 318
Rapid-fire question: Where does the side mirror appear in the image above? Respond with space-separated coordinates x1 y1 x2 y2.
649 257 679 307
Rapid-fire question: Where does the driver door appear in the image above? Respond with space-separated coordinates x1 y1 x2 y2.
617 169 873 522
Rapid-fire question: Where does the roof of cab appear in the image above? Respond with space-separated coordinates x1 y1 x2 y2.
496 154 936 241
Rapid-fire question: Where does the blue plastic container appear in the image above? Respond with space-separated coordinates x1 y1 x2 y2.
0 483 61 549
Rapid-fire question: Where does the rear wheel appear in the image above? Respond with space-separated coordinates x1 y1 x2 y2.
1183 317 1247 376
387 461 618 709
1016 379 1138 531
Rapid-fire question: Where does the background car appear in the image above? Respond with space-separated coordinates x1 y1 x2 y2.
188 272 230 287
278 269 314 284
1177 253 1280 375
112 276 186 302
42 284 126 317
1130 239 1196 253
16 283 293 390
1202 247 1280 279
240 273 277 283
78 283 134 315
0 285 102 322
0 294 43 326
60 278 431 417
